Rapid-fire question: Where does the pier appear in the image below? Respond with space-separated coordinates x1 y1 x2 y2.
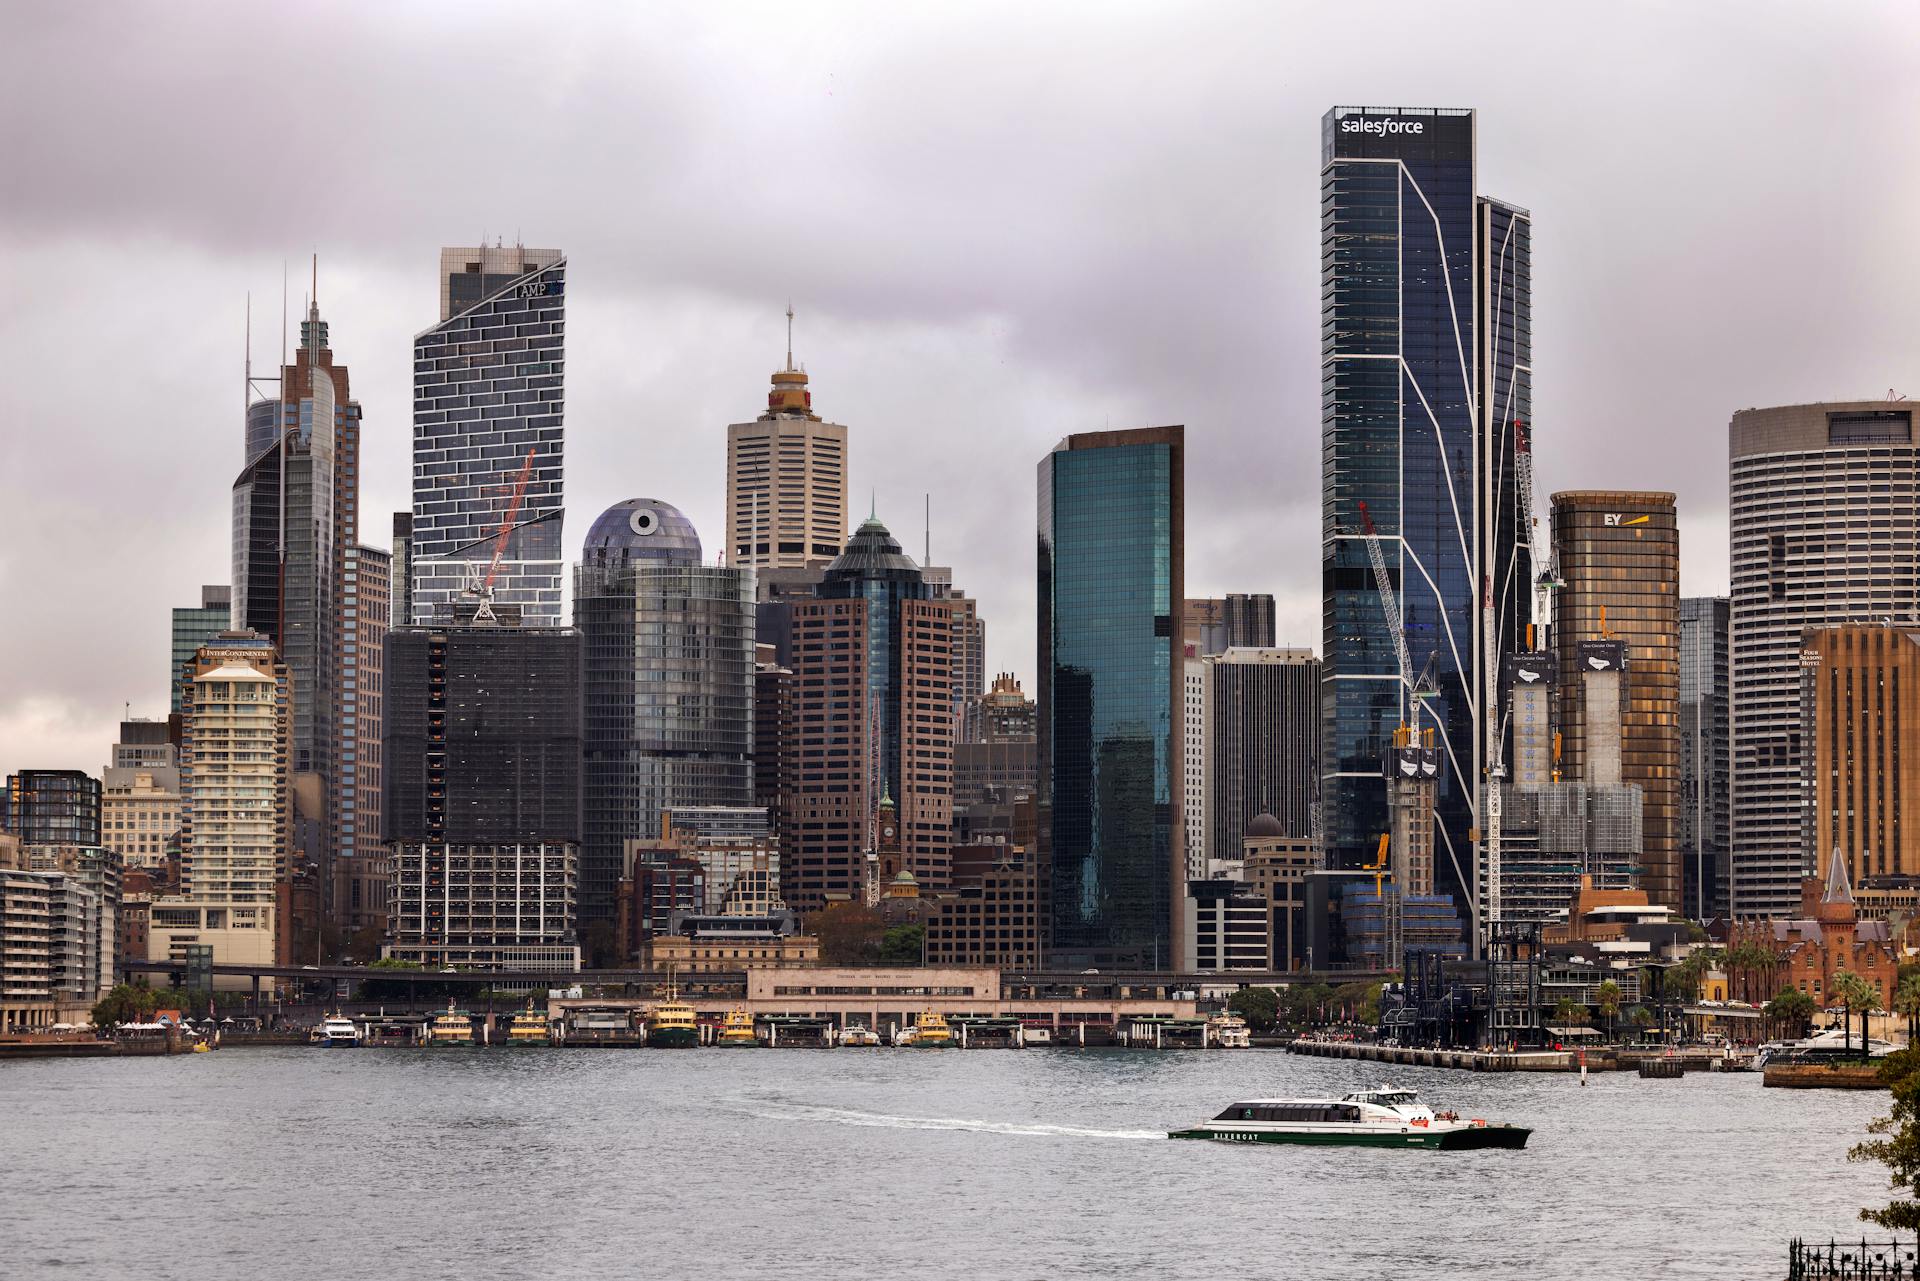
1287 1038 1574 1072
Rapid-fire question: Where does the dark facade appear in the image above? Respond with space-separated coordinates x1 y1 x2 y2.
1203 649 1320 859
4 771 102 847
955 675 1038 808
169 586 230 714
1320 107 1530 938
410 247 566 626
1679 597 1730 919
1038 427 1184 970
576 500 755 926
383 625 582 847
1551 492 1680 910
1184 593 1277 656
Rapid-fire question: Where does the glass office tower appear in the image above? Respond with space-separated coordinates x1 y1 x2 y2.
170 586 231 712
576 499 755 926
1038 427 1184 970
1320 106 1530 939
818 516 933 805
410 246 566 626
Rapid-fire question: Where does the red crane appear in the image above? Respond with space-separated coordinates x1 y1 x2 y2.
482 448 538 593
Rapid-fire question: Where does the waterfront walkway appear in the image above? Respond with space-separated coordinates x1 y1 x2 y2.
1287 1038 1574 1072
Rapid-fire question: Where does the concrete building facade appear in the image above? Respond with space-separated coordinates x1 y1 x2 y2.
725 338 847 571
1729 402 1920 916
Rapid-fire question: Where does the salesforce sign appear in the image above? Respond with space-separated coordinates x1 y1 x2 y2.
1339 116 1425 137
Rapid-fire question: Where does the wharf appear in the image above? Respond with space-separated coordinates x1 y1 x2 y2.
1763 1062 1886 1090
1288 1038 1573 1072
0 1035 119 1059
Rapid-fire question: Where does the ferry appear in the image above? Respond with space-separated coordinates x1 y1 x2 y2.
315 1015 361 1047
1169 1086 1531 1150
903 1010 953 1047
503 1005 551 1046
1023 1026 1053 1046
428 1002 475 1047
1207 1012 1252 1049
716 1009 756 1046
840 1023 881 1047
645 979 699 1049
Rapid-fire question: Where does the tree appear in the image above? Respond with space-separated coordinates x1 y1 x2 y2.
361 956 428 1002
877 924 925 966
1228 987 1280 1033
90 983 198 1029
1835 970 1882 1060
1595 980 1622 1042
1298 983 1337 1027
811 902 886 965
1895 975 1920 1046
345 925 385 965
1766 987 1817 1039
1851 1048 1920 1231
1551 996 1589 1030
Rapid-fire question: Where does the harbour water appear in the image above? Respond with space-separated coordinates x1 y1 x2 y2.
0 1047 1892 1279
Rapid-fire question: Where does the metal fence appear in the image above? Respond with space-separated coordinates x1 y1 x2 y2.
1790 1238 1920 1279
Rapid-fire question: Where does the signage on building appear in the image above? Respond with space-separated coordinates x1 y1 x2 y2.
1505 652 1555 688
1577 640 1628 672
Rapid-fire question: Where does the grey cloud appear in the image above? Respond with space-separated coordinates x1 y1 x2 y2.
4 1 1919 770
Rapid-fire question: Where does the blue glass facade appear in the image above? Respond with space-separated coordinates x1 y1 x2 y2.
819 517 930 805
1320 107 1528 933
1038 428 1183 969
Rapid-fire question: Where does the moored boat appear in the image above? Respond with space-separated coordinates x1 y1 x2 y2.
428 1002 475 1047
1169 1086 1530 1150
315 1015 361 1047
840 1023 881 1047
904 1010 953 1047
716 1009 756 1046
1207 1012 1251 1049
504 1004 551 1046
645 978 699 1048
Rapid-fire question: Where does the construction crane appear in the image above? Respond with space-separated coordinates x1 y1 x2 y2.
466 447 537 623
1356 500 1417 731
1513 419 1562 651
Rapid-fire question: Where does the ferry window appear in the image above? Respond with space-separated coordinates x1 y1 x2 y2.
1216 1106 1255 1121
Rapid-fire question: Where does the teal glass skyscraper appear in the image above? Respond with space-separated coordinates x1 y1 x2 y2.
1038 427 1184 970
1320 107 1530 938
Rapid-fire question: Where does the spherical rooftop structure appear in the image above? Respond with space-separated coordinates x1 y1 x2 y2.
1245 813 1287 839
583 499 702 566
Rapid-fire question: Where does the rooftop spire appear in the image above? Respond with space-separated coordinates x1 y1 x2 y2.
786 300 795 372
764 303 818 420
1824 849 1855 906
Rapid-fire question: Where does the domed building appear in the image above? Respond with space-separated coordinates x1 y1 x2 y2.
575 498 755 929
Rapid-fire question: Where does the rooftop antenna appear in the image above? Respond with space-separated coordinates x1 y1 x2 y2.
786 301 795 371
244 292 251 417
870 489 876 521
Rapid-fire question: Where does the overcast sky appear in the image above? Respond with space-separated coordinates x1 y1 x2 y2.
4 1 1919 773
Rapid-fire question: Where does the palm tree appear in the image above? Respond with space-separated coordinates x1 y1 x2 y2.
1595 980 1622 1042
1896 974 1920 1045
1832 970 1880 1060
1764 987 1816 1040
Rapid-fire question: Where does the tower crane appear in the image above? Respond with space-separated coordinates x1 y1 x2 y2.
466 447 537 623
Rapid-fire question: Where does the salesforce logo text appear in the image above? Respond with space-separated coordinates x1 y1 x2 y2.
1341 118 1425 136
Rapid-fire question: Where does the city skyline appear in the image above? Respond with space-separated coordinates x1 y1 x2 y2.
8 5 1920 771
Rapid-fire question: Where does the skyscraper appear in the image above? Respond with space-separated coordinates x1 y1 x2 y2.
1729 401 1920 916
1806 625 1920 889
384 618 582 970
1319 107 1529 940
1679 596 1730 920
781 518 955 911
725 324 847 570
577 500 756 926
1038 427 1184 970
347 544 390 868
170 586 230 713
147 631 291 981
1200 648 1320 863
410 245 566 627
1550 491 1680 909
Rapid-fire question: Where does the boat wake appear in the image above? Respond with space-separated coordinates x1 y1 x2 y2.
745 1100 1161 1141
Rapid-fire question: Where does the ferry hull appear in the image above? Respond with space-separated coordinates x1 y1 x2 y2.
646 1028 699 1048
1168 1125 1530 1150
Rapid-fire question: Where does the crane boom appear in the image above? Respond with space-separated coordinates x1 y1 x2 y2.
482 448 539 591
1356 501 1414 708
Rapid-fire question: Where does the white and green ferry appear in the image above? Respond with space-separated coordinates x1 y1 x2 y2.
1169 1086 1530 1150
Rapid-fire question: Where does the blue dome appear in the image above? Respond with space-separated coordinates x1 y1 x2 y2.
584 499 702 565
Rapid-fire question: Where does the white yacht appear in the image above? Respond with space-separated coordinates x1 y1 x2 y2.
1169 1086 1530 1150
1755 1028 1896 1068
315 1015 361 1048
